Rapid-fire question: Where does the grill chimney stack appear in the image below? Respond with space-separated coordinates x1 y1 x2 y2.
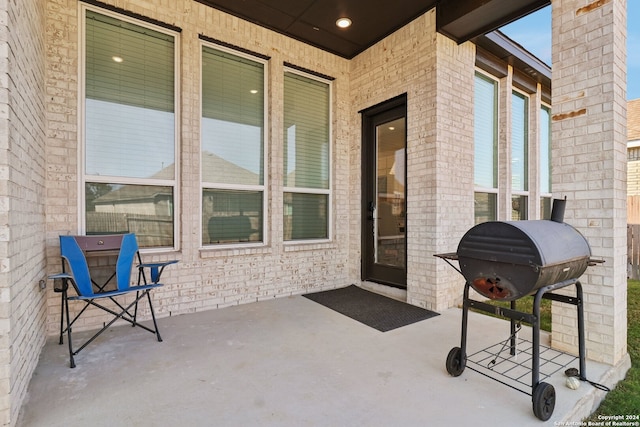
551 197 567 223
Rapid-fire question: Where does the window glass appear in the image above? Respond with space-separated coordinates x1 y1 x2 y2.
201 45 265 245
83 9 177 248
512 91 529 192
511 195 528 220
540 105 551 194
85 183 174 247
85 10 175 179
540 197 552 219
203 189 263 243
283 71 331 241
474 73 498 189
283 193 328 240
202 47 264 186
474 192 497 224
474 72 498 223
283 72 330 190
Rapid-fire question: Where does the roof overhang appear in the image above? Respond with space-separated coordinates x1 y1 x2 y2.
436 0 551 44
195 0 551 58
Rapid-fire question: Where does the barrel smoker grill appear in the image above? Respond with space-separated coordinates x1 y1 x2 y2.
436 200 602 421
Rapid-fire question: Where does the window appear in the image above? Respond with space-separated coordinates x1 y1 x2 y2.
82 7 179 248
511 90 529 220
283 70 331 241
474 72 498 223
201 44 266 245
540 105 552 219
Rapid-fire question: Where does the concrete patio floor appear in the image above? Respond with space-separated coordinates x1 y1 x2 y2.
17 288 624 426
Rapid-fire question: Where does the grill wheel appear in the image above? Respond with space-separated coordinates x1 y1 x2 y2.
445 347 466 377
532 382 556 421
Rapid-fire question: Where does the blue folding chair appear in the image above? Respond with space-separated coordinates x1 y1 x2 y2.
49 233 177 368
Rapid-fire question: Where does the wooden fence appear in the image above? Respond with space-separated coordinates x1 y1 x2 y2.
86 212 173 248
629 224 640 280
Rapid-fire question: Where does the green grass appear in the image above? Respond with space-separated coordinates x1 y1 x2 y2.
472 295 553 332
586 279 640 419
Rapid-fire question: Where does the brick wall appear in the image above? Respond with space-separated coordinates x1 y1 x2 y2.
349 11 475 311
0 0 48 425
551 0 628 365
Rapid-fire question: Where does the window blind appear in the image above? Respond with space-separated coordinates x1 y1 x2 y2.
84 10 175 180
474 73 498 189
283 71 330 241
511 91 529 192
539 106 551 194
283 72 329 190
201 47 264 186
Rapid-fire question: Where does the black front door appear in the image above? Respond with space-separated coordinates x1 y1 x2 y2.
361 95 407 288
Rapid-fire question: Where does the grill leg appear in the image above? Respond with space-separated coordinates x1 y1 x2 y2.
460 282 471 358
510 300 517 356
576 281 587 379
532 288 544 389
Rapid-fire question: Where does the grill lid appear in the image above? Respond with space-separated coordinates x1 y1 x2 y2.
456 220 592 301
457 220 591 268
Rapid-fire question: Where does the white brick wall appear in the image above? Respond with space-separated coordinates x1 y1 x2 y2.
0 0 48 425
551 0 628 365
349 11 475 311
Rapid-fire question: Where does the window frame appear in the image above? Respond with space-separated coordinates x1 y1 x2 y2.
283 66 333 244
78 4 181 251
473 70 500 223
199 41 269 249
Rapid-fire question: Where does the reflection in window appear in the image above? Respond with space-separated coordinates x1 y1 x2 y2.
85 183 174 248
284 193 328 240
203 189 263 244
511 195 528 220
201 45 266 245
474 192 497 224
82 8 178 247
540 197 552 219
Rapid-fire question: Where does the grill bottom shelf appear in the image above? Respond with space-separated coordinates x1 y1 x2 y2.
465 336 578 396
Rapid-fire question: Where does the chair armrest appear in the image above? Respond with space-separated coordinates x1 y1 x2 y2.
137 260 178 284
48 272 71 280
48 273 72 292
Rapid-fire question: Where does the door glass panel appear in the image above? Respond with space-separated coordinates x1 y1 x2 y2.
375 118 405 268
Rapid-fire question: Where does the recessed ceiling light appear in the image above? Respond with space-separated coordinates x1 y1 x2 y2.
112 56 124 63
388 126 395 131
250 89 258 94
336 18 352 29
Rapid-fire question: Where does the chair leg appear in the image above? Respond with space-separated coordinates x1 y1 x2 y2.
132 290 140 327
59 290 65 345
146 291 162 342
63 292 76 369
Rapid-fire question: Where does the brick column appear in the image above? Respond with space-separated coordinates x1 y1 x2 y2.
551 0 627 365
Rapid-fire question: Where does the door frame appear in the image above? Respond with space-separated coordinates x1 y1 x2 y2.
360 94 408 288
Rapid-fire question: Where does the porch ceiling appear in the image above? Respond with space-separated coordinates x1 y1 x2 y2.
194 0 550 59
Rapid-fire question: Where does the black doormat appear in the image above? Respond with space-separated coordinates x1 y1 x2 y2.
303 285 439 332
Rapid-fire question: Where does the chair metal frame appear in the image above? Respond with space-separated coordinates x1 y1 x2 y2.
49 233 177 368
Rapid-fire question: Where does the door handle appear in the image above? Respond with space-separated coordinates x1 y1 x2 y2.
367 201 375 220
